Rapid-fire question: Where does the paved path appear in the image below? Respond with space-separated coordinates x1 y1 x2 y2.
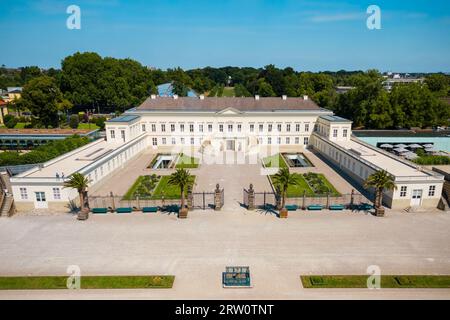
0 210 449 299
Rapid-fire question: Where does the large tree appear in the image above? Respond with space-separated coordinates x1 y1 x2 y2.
20 75 63 127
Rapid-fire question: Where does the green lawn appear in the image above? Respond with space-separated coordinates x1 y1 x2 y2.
0 276 174 290
176 153 200 168
301 275 450 289
270 174 315 197
263 154 288 168
222 86 235 97
123 174 160 200
14 122 30 129
151 175 196 199
270 173 339 197
304 173 341 196
77 123 99 130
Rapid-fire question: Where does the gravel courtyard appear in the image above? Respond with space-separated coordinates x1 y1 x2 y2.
0 209 449 299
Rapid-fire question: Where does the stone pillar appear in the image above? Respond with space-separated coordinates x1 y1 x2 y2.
275 186 282 210
350 189 355 209
248 184 255 210
136 196 140 210
302 190 306 210
326 192 330 209
187 185 193 210
110 192 115 212
214 184 222 211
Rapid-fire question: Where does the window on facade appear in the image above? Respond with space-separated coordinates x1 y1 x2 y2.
53 187 61 200
286 124 291 132
295 137 300 144
333 129 338 138
171 124 175 132
121 130 125 140
259 124 263 132
190 137 194 145
343 129 348 138
268 137 272 144
428 185 436 197
180 137 185 144
189 124 194 132
277 124 282 132
228 124 233 132
295 123 300 132
110 130 115 139
250 124 255 132
161 124 166 132
208 124 213 132
152 138 157 146
286 137 290 144
400 186 407 197
268 124 273 132
305 123 310 132
304 137 309 145
162 138 167 145
180 124 185 132
171 137 176 145
277 137 281 144
20 188 28 200
219 124 224 132
151 124 156 132
237 124 242 132
199 124 203 132
142 124 146 132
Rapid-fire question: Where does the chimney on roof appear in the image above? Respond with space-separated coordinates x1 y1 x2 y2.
150 94 156 99
282 95 287 100
199 94 205 100
173 94 178 100
255 95 260 100
303 95 309 100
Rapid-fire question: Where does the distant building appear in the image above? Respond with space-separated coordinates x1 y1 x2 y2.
382 75 424 92
0 99 9 124
335 86 355 94
1 87 23 103
157 82 197 98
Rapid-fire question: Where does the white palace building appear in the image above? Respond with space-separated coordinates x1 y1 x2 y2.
9 95 444 212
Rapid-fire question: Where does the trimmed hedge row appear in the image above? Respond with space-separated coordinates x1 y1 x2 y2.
0 135 90 166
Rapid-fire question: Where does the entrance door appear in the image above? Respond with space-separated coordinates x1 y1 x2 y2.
411 189 422 206
226 140 236 151
35 192 48 209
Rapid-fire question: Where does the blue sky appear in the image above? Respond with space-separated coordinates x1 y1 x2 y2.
1 0 449 71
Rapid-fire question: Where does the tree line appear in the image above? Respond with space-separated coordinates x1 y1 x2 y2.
1 52 449 129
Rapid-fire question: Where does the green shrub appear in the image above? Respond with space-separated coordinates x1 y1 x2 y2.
69 114 79 129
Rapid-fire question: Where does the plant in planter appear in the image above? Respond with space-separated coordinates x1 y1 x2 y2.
63 173 91 220
168 168 192 219
364 170 397 217
272 167 301 218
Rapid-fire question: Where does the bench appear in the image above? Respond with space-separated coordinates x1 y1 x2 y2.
329 204 345 211
116 207 133 214
285 205 299 211
307 205 323 211
142 206 158 213
358 203 373 211
91 208 108 214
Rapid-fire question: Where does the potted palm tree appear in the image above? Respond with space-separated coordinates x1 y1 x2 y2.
364 170 397 217
63 173 91 220
272 167 301 218
168 168 191 219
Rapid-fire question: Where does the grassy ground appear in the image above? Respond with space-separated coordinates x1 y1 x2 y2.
301 275 450 288
263 154 288 168
0 276 175 290
122 175 160 200
77 123 99 130
270 174 315 197
270 173 339 197
13 122 29 129
151 175 196 199
222 86 235 97
176 153 200 168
